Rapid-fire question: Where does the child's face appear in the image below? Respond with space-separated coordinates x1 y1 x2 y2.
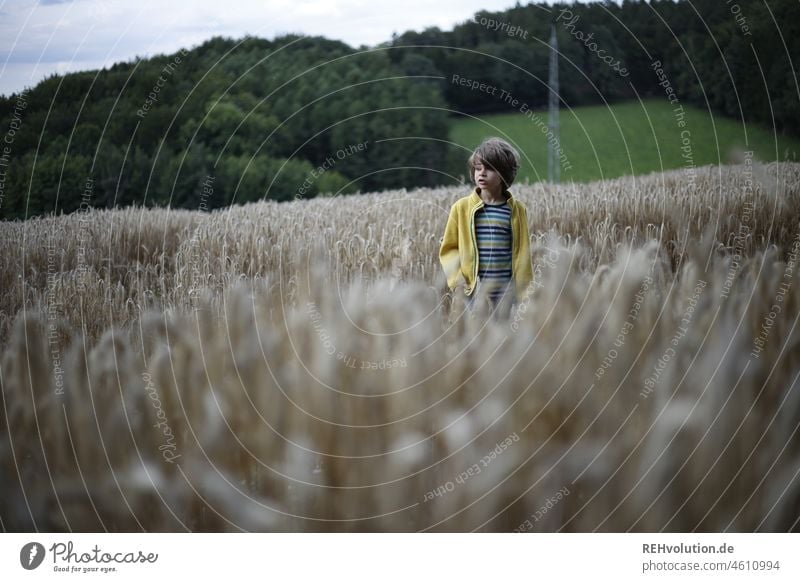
473 159 503 194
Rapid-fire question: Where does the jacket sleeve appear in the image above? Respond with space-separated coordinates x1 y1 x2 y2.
439 203 463 291
516 203 534 291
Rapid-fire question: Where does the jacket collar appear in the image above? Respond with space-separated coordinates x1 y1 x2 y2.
469 187 514 208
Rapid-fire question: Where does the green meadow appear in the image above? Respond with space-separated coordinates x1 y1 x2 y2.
450 99 800 183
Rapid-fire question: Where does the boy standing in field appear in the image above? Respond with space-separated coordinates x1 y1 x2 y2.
439 137 533 314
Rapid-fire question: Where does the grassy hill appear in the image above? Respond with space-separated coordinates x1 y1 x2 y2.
450 99 800 183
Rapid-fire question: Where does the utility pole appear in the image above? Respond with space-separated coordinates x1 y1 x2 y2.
548 23 560 183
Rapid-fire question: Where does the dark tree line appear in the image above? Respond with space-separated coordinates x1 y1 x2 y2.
391 0 799 132
0 35 452 219
0 1 797 219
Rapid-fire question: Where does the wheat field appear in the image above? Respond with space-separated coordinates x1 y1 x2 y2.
1 161 800 532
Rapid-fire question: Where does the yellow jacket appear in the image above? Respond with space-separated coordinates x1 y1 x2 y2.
439 189 533 297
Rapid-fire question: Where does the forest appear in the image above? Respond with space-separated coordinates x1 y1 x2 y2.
0 0 797 219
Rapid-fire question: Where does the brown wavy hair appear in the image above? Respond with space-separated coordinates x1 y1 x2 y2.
467 137 520 193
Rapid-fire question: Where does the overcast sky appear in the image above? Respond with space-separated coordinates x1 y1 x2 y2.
0 0 579 98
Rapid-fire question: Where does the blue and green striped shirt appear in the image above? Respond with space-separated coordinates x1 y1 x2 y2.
475 201 512 302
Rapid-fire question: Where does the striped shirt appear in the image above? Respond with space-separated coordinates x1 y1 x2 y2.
475 201 512 302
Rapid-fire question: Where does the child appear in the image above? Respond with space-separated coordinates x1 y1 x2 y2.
439 137 533 314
